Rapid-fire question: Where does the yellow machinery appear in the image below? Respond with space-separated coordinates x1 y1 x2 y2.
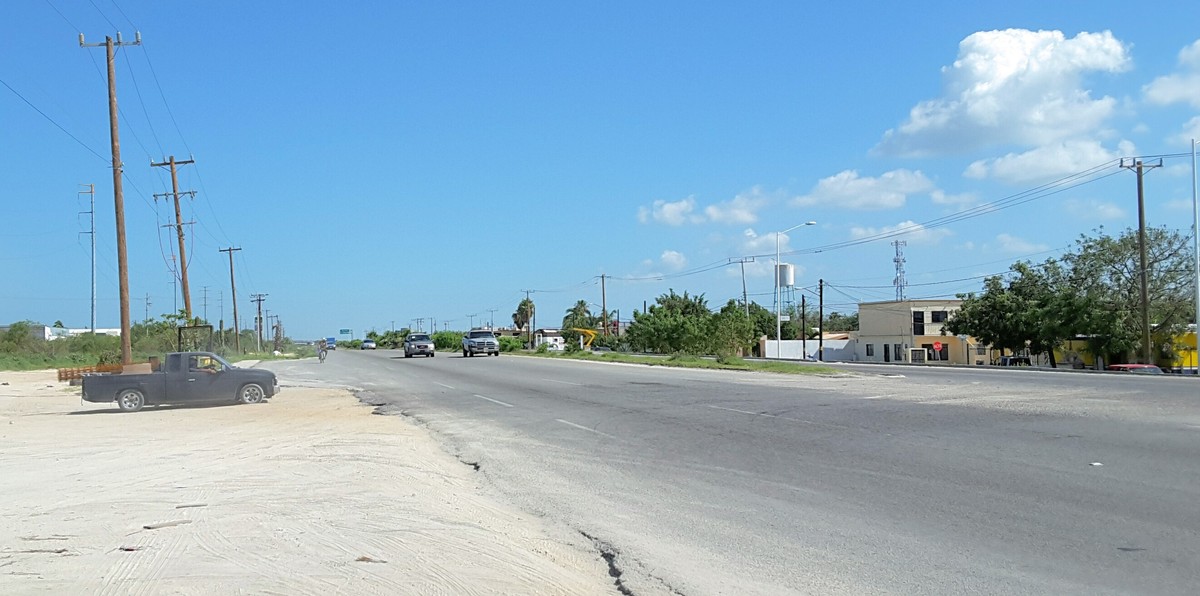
572 328 598 349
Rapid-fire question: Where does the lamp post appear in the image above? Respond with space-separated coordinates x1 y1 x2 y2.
775 221 816 359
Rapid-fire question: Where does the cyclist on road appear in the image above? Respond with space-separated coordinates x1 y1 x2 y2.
317 339 328 363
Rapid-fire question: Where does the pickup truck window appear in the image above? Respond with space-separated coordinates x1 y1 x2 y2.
166 353 183 373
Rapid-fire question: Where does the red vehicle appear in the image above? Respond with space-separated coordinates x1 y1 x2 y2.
1106 363 1164 374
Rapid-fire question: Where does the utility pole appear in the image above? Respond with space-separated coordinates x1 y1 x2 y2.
601 274 608 336
251 293 268 353
78 184 96 333
466 314 475 329
220 247 242 352
818 279 825 362
151 156 196 319
729 257 754 317
487 308 497 329
1121 158 1163 364
81 31 141 364
201 285 209 322
144 293 151 323
801 293 807 360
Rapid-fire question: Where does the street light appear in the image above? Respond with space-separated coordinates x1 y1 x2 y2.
775 221 816 359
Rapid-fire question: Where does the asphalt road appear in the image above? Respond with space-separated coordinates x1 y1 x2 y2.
263 351 1200 595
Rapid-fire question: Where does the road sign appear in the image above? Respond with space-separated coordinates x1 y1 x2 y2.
339 328 351 335
933 341 943 351
780 315 791 321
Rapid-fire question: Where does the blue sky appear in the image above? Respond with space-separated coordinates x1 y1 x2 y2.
4 1 1200 340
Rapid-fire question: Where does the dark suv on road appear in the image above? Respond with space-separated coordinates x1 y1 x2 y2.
404 333 435 358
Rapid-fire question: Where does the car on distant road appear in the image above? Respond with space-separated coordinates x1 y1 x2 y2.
360 339 377 350
404 333 435 358
1106 363 1164 374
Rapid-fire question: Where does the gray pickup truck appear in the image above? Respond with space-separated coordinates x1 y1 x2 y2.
81 352 279 412
461 329 500 357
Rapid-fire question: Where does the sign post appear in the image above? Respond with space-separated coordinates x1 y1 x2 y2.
932 341 942 361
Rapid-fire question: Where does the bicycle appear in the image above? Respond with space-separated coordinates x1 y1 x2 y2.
318 347 328 363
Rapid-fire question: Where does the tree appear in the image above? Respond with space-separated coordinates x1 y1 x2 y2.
561 300 597 348
1062 226 1193 365
625 290 711 354
513 297 535 344
711 300 754 357
822 312 859 333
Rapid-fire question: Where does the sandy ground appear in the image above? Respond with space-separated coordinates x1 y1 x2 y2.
0 370 614 595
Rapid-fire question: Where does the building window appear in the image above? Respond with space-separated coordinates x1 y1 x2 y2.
866 344 874 357
912 310 925 336
976 346 986 355
893 344 903 361
931 310 948 323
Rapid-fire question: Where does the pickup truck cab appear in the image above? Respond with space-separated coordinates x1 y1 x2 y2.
81 352 279 412
462 330 500 357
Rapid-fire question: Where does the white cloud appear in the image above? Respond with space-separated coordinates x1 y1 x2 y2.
963 139 1134 183
930 190 979 207
996 233 1049 253
704 187 771 224
876 29 1130 156
660 250 687 271
792 169 935 210
848 220 952 245
1144 40 1200 108
1064 198 1126 221
637 196 703 226
1169 116 1200 146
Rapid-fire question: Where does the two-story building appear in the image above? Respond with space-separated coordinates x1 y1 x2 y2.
854 299 994 365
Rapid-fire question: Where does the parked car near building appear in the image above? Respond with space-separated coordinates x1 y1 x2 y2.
1106 363 1164 374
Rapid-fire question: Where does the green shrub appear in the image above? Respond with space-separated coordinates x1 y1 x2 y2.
432 331 461 350
499 336 524 352
536 342 549 354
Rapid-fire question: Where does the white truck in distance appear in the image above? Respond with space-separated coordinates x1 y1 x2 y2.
462 329 500 357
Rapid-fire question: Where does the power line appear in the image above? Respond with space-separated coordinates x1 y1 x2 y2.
0 78 108 162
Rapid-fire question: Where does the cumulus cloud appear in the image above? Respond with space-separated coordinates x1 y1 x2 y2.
930 190 979 207
964 139 1135 184
876 29 1130 156
1064 198 1126 221
637 197 702 226
660 250 687 271
1170 116 1200 146
996 233 1049 253
1144 40 1200 108
848 220 952 245
792 169 935 210
705 187 771 224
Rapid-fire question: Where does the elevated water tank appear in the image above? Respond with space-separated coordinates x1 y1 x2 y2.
776 263 795 287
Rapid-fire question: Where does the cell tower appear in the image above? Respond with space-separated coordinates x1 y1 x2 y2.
892 240 908 301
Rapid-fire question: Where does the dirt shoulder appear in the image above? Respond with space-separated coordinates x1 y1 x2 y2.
0 370 613 594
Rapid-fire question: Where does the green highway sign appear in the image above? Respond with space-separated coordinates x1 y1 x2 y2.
339 328 351 334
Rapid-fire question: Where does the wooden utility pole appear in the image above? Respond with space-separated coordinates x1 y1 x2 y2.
81 32 141 364
600 274 608 336
251 293 268 353
818 279 824 362
151 156 196 319
1121 158 1163 364
220 247 242 352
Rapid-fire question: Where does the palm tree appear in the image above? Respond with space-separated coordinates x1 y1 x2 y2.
513 298 535 342
563 300 594 329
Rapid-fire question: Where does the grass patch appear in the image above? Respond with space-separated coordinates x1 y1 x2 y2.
519 350 842 375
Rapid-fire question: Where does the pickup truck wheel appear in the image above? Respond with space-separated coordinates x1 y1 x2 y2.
239 383 265 405
429 352 435 358
117 389 145 412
